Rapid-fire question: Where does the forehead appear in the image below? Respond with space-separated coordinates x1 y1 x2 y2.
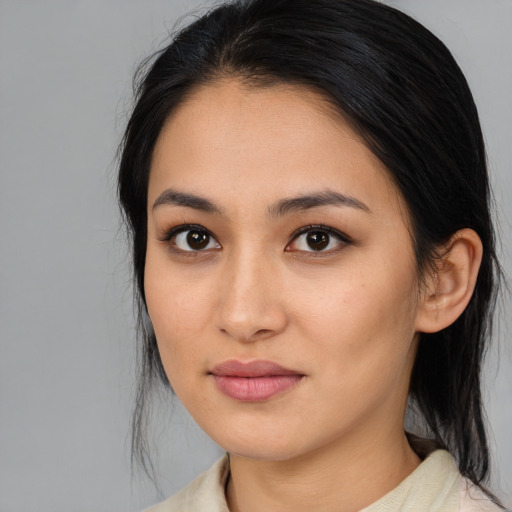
148 79 405 219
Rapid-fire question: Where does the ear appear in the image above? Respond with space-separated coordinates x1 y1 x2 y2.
415 228 483 334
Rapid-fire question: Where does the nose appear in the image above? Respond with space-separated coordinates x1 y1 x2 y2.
214 249 288 343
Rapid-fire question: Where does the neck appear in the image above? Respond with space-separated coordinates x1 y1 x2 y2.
226 428 420 512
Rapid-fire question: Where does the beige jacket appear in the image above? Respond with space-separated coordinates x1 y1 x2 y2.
145 450 502 512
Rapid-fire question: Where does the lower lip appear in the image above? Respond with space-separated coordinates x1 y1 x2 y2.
212 375 303 402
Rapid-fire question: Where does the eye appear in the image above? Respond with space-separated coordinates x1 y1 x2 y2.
164 225 221 252
287 225 350 253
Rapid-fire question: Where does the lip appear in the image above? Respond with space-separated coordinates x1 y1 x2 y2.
209 360 304 402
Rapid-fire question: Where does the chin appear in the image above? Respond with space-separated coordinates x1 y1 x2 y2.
226 444 301 462
208 427 314 462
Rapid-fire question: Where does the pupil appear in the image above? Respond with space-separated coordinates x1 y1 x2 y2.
306 231 329 250
187 230 209 250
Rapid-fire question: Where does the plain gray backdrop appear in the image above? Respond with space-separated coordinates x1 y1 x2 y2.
1 1 511 511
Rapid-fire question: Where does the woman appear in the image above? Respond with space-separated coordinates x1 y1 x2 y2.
118 0 506 510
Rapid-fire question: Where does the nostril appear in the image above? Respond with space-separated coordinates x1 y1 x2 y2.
254 329 272 337
218 327 278 343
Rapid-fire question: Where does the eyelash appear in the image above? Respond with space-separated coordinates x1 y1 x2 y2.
159 223 352 256
286 224 352 255
159 224 220 256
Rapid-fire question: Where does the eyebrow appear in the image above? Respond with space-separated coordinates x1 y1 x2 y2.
268 189 371 217
152 188 370 216
153 189 223 215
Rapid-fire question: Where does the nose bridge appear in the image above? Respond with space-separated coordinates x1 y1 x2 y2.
215 243 286 342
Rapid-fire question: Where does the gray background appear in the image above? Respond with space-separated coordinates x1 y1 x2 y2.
0 1 510 511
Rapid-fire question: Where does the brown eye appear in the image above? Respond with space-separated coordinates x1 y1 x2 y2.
306 231 329 251
171 228 220 252
286 225 351 254
187 230 210 250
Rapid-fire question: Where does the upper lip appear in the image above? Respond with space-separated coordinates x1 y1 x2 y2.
210 359 302 378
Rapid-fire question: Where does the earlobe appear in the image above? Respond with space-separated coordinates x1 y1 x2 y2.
415 229 483 334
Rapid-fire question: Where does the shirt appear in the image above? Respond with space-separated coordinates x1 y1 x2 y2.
145 450 503 511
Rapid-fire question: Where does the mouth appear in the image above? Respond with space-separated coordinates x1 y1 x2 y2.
209 360 305 402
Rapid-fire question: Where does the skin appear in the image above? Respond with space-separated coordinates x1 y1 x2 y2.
144 80 482 511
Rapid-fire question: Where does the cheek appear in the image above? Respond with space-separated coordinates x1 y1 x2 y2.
289 255 419 369
295 276 418 430
144 252 214 376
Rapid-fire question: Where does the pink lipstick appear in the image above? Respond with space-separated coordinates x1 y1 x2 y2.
209 360 304 402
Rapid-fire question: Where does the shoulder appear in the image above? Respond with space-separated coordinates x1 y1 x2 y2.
459 478 504 512
144 456 230 512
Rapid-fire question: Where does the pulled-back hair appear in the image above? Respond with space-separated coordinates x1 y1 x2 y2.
118 0 502 498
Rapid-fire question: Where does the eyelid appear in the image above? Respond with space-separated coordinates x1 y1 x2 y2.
158 223 350 255
286 224 352 253
159 223 221 253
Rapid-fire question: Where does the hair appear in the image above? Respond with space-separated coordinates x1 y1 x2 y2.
118 0 502 502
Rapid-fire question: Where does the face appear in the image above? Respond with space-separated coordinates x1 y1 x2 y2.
145 80 423 461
